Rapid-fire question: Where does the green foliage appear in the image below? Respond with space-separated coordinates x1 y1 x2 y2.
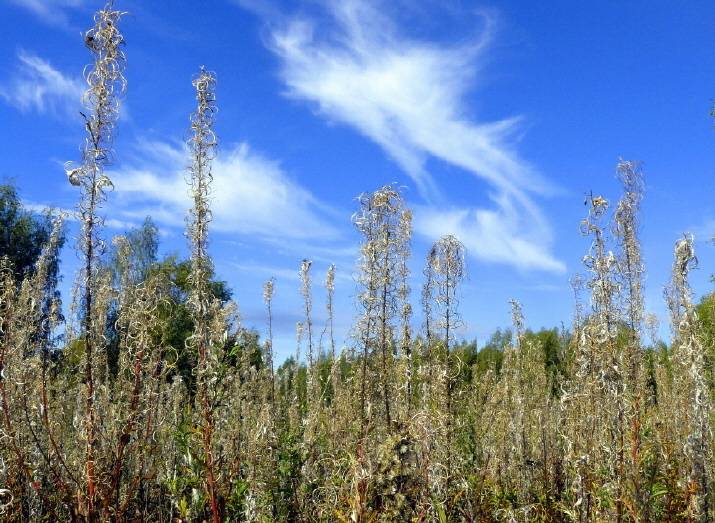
105 216 159 288
524 327 568 395
0 181 63 281
102 218 233 382
453 338 479 383
697 292 715 387
474 327 511 375
150 253 236 384
0 181 65 353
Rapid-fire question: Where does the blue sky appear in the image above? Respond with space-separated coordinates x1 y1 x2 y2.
2 0 715 361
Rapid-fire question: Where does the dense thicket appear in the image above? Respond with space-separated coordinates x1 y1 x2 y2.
1 3 714 522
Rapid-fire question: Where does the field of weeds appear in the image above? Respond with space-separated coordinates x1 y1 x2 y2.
0 3 713 522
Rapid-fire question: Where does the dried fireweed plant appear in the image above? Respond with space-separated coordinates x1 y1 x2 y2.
181 68 232 523
7 4 715 521
663 234 714 522
0 3 136 521
351 185 411 433
72 4 128 519
562 186 629 522
420 235 466 507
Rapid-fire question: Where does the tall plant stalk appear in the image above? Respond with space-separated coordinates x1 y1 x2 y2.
562 193 625 522
66 3 127 519
184 68 221 523
353 185 412 432
422 235 466 495
613 159 649 521
664 234 713 522
263 278 276 407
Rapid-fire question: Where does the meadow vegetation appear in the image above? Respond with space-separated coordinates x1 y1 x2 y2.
1 3 714 522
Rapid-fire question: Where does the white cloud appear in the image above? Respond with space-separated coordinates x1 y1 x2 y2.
9 0 88 27
112 140 340 242
414 202 566 273
261 0 563 272
0 50 84 117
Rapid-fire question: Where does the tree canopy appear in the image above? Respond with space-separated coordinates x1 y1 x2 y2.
0 181 64 281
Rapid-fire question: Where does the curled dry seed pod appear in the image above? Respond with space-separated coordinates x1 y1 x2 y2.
663 233 713 522
263 278 275 305
64 162 82 186
71 4 128 519
579 194 609 236
96 174 114 190
562 186 629 522
300 259 314 368
323 265 336 358
183 67 223 523
352 185 411 430
77 2 127 186
185 69 218 319
428 235 467 349
0 488 12 511
665 233 698 332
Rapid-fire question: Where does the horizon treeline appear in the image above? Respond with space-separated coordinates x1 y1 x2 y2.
1 3 715 523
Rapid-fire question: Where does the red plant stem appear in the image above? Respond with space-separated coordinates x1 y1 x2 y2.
0 320 61 521
102 339 147 517
199 334 221 523
40 352 78 488
115 359 163 523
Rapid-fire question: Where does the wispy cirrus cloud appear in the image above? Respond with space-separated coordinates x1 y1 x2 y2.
110 140 340 242
252 0 564 272
0 49 84 117
9 0 88 28
415 200 564 273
